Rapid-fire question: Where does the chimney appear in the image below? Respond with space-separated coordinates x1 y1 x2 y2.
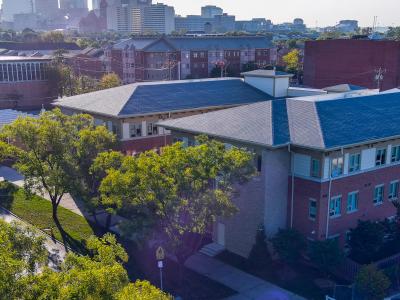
241 69 293 98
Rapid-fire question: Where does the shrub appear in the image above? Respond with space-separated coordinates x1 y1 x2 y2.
349 220 385 264
309 239 344 275
355 265 390 300
271 228 306 264
247 225 271 269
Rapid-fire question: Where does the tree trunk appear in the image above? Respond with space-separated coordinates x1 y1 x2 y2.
105 213 112 230
51 200 68 252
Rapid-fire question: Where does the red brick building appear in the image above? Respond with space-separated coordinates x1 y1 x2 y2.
0 56 56 109
159 72 400 257
303 39 400 91
67 48 106 80
104 36 273 84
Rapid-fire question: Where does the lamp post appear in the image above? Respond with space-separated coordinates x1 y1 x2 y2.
156 246 165 291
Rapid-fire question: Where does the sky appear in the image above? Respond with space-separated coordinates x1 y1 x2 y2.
158 0 400 27
1 0 398 28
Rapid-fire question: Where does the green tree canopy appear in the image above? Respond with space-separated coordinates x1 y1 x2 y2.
0 109 116 246
355 265 390 300
100 137 255 267
98 73 121 90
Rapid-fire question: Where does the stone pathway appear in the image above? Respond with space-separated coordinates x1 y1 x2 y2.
185 253 307 300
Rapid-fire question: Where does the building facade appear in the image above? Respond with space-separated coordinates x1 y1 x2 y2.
303 39 400 91
104 36 273 84
1 0 33 22
0 56 56 109
158 71 400 258
201 5 223 18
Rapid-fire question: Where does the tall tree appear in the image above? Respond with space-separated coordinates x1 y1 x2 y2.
100 137 255 273
0 109 115 246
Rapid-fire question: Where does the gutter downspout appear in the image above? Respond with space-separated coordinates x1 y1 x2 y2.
289 144 294 228
325 156 332 239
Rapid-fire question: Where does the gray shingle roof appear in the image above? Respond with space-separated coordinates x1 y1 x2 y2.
159 92 400 150
114 36 272 51
54 78 274 118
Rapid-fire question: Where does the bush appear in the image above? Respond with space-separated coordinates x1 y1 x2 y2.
355 265 390 300
247 225 271 269
271 228 306 264
349 220 385 264
309 239 344 275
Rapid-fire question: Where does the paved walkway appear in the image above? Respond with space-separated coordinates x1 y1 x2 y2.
185 253 306 300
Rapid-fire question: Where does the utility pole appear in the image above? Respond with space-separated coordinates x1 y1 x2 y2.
374 67 386 90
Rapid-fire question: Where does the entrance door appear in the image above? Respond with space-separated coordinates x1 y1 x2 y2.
217 223 225 246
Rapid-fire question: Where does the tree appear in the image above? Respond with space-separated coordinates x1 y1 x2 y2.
98 73 121 90
387 27 400 41
0 109 115 248
0 220 47 299
0 220 169 299
282 49 300 73
349 220 385 264
309 239 344 275
355 265 390 300
41 31 65 43
247 225 271 270
100 136 255 275
271 228 306 264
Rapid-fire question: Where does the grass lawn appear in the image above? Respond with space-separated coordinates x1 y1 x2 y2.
0 182 103 253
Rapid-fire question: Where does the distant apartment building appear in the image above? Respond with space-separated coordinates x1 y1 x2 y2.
104 36 273 84
201 5 223 18
158 71 400 258
335 20 358 33
235 18 272 33
66 48 107 79
303 39 400 91
0 56 56 109
34 0 59 19
59 0 87 9
1 0 33 22
175 13 235 34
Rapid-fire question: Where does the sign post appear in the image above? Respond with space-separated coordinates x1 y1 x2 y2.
156 246 165 291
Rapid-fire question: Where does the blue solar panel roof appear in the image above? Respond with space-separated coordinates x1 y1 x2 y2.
316 93 400 149
118 79 273 116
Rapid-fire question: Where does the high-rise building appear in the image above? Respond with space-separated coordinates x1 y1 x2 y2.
60 0 88 9
142 3 175 34
1 0 34 22
34 0 59 19
92 0 101 10
201 5 223 18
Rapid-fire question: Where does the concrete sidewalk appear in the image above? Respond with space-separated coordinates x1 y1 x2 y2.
185 253 307 300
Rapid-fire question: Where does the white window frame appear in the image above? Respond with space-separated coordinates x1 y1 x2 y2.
348 153 361 173
376 148 387 166
309 198 317 221
329 195 342 218
147 122 158 136
389 180 399 201
331 157 343 178
347 191 359 213
129 123 142 138
311 158 320 178
392 145 400 163
373 184 385 205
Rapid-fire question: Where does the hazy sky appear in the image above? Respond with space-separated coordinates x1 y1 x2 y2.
1 0 398 27
158 0 399 27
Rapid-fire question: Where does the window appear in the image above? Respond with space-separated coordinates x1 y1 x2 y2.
193 52 198 58
389 181 399 200
311 159 320 178
329 196 342 218
392 146 400 163
129 123 142 138
347 191 359 213
374 185 384 205
348 153 361 173
147 122 158 136
309 199 317 220
331 157 343 178
376 148 387 166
